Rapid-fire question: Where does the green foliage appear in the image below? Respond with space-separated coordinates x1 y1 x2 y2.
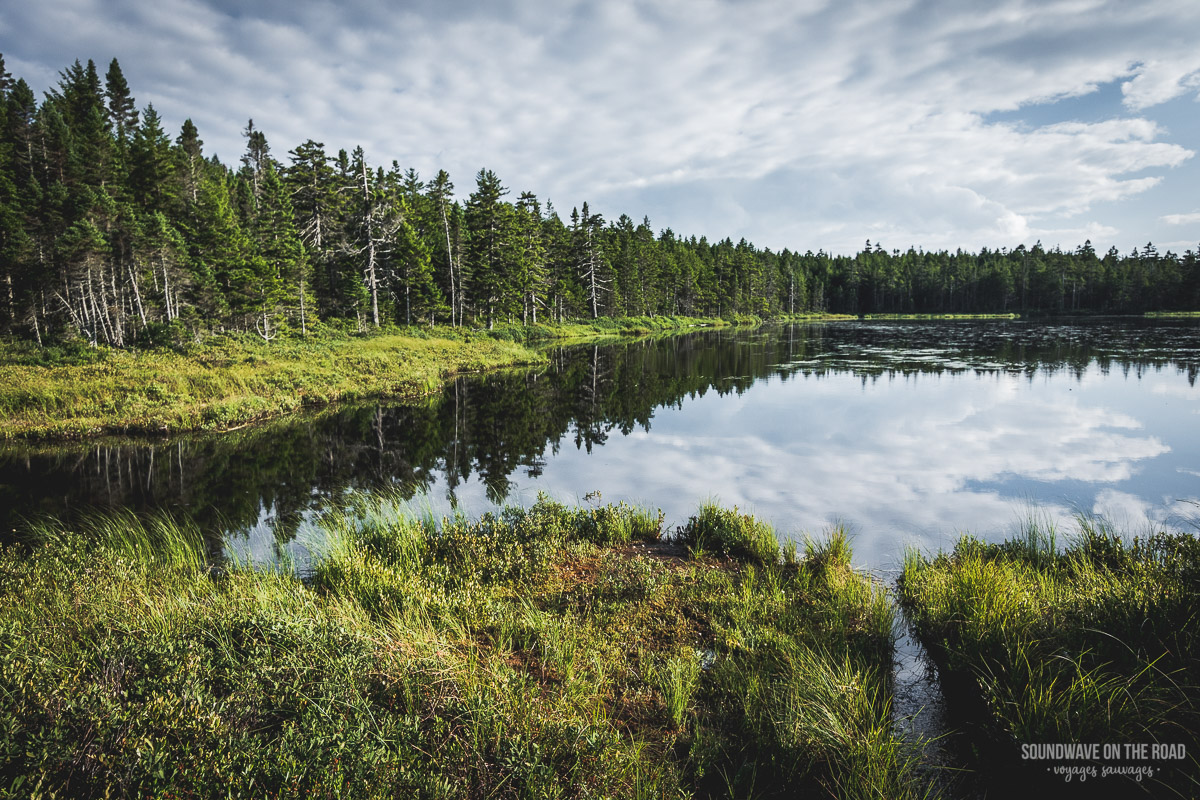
679 501 781 565
899 518 1200 795
5 54 1198 350
0 330 543 439
0 497 929 799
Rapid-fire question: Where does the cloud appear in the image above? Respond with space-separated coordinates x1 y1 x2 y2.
1091 488 1200 532
1163 212 1200 225
3 0 1199 253
1122 55 1200 111
436 369 1175 566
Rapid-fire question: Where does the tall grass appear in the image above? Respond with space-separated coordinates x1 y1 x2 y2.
0 497 935 798
899 516 1200 795
678 501 781 564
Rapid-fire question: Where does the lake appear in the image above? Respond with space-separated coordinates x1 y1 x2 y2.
2 318 1197 572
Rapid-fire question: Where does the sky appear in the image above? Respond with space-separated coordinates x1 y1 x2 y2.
3 0 1200 256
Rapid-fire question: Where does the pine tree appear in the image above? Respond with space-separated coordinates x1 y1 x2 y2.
241 118 270 198
514 191 546 323
104 58 138 143
129 105 175 212
391 207 439 325
573 202 610 318
252 164 309 338
426 169 461 325
286 140 339 317
135 211 187 324
465 169 515 329
175 119 205 206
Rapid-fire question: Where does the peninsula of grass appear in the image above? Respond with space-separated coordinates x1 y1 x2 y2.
0 497 933 799
0 328 546 441
487 314 734 342
1145 311 1200 318
483 313 797 344
898 518 1200 797
0 314 860 442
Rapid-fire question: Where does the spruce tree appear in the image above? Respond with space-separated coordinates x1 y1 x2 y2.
514 191 546 323
104 58 138 143
465 169 516 329
426 169 461 325
130 105 175 211
175 119 205 206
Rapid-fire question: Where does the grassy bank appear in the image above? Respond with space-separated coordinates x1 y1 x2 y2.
485 314 738 343
0 498 932 799
0 314 859 441
859 313 1020 320
0 330 543 440
480 313 825 344
899 518 1200 797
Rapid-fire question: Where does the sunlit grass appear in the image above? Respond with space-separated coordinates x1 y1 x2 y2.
0 330 544 440
898 515 1200 794
0 496 933 798
860 313 1020 320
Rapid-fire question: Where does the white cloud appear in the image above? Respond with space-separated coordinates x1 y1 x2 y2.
453 369 1176 565
1163 212 1200 225
1122 55 1200 111
1091 489 1200 533
3 0 1200 253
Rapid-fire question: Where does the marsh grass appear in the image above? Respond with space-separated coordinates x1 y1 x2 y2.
899 517 1200 795
0 330 543 440
483 315 735 343
0 497 933 798
678 501 781 565
859 313 1020 320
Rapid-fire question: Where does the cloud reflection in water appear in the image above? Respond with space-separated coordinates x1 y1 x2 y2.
440 365 1186 568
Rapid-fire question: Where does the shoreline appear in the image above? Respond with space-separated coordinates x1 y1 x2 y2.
0 314 853 442
3 498 1194 797
0 497 916 798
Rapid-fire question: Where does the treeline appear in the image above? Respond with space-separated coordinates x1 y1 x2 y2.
2 56 1200 347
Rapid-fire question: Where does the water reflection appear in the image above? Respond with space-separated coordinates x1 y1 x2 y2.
1 319 1197 567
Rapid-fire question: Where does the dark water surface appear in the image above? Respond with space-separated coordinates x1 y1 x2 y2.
3 319 1198 569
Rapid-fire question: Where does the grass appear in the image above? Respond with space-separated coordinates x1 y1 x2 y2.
859 313 1020 320
480 314 785 344
0 496 933 799
1145 311 1200 318
483 315 730 343
0 315 841 442
0 329 544 440
898 517 1200 796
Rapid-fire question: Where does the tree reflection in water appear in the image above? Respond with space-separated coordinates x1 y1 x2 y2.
1 319 1196 553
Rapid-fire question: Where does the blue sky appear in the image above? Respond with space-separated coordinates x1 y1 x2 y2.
3 0 1199 256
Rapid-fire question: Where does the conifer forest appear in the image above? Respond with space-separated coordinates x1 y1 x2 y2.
2 56 1199 348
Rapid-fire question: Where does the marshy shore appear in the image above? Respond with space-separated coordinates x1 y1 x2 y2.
2 498 1196 798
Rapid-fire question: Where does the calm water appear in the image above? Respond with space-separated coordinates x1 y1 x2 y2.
2 319 1198 570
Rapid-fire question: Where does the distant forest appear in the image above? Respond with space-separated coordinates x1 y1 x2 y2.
2 56 1199 347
